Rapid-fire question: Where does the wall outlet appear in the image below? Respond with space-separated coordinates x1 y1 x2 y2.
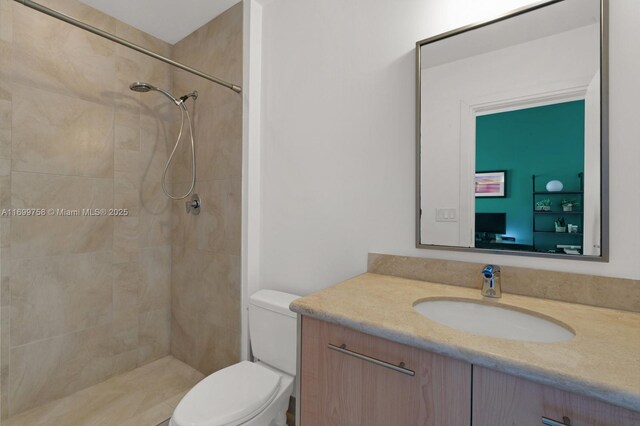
435 208 457 222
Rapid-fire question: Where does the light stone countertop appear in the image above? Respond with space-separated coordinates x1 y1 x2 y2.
290 273 640 412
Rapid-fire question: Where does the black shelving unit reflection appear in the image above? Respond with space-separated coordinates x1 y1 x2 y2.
532 174 584 253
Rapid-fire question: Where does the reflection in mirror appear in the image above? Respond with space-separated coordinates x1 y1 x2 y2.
417 0 606 259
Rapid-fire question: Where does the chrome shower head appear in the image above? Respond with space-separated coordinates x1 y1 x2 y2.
129 81 181 105
129 82 155 93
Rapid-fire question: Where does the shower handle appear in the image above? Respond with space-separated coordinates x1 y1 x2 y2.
186 193 201 215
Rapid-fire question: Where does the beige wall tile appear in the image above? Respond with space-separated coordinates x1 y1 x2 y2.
170 3 243 184
172 305 239 375
170 75 242 183
0 40 10 97
171 246 214 317
140 114 170 184
0 157 9 210
10 251 113 346
113 260 141 316
0 0 12 44
1 364 7 420
12 86 114 177
163 113 192 186
138 115 172 247
0 248 9 306
0 218 8 249
10 1 117 103
139 246 171 313
169 3 243 375
170 246 209 371
113 216 139 264
201 254 241 331
170 306 198 373
112 311 138 356
0 99 11 159
138 308 170 365
171 246 240 374
195 323 240 375
0 82 9 106
114 20 172 117
170 181 222 252
115 149 142 175
139 205 171 248
1 306 9 419
171 179 241 256
114 21 170 58
172 3 242 85
114 171 141 218
195 98 242 181
1 0 177 416
222 179 242 256
10 172 113 259
9 324 114 415
115 110 140 152
113 350 139 377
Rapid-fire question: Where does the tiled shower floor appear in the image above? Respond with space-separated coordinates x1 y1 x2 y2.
4 356 204 426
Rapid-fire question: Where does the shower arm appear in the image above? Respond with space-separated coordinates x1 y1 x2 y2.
13 0 242 94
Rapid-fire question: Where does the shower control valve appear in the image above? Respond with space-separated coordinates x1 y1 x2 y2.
186 193 201 215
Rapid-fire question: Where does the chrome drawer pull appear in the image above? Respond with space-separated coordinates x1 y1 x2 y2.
327 343 415 376
542 416 571 426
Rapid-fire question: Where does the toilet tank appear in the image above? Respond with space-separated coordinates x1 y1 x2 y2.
249 290 299 376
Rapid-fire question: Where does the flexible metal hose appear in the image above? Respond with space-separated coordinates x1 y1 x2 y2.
161 100 196 200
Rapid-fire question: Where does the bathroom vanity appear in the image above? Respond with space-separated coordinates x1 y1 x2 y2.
299 317 471 425
291 274 640 426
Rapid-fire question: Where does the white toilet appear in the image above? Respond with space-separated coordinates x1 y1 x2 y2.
170 290 299 426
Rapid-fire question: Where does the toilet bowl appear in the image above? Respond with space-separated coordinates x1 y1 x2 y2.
170 290 299 426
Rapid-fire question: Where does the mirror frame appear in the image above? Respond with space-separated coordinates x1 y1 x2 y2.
415 0 609 261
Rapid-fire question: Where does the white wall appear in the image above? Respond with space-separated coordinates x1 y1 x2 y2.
242 0 264 359
250 0 640 299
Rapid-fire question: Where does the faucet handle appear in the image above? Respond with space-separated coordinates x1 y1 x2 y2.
482 264 499 277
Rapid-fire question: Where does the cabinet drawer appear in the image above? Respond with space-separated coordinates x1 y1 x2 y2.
300 316 471 426
473 367 640 426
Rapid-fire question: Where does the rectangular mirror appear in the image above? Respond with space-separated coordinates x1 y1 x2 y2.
416 0 608 260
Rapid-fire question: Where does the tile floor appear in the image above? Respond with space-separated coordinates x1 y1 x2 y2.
4 356 204 426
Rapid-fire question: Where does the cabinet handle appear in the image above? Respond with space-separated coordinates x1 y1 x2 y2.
327 343 415 376
542 416 571 426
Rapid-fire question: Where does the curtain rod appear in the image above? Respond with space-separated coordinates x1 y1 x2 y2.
13 0 242 93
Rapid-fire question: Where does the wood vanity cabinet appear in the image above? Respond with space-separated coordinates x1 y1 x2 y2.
299 316 472 426
299 317 640 426
473 367 640 426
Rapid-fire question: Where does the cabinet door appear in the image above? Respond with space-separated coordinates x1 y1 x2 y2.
300 316 471 426
473 367 640 426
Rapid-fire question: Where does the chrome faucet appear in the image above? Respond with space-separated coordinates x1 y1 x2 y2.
481 265 501 298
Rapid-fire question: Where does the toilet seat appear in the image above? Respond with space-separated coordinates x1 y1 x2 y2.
171 361 281 426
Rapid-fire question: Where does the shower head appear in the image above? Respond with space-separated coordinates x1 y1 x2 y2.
129 81 180 105
129 82 155 93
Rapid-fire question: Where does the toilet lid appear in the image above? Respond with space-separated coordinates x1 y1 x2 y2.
172 361 281 426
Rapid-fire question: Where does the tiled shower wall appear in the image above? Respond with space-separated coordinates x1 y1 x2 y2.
0 0 175 417
170 3 243 375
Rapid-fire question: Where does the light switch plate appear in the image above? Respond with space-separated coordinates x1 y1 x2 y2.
436 208 457 222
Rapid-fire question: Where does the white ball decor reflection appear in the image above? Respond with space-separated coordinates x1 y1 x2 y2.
546 180 564 192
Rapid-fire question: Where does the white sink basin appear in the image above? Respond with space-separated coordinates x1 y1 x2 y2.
414 299 575 343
